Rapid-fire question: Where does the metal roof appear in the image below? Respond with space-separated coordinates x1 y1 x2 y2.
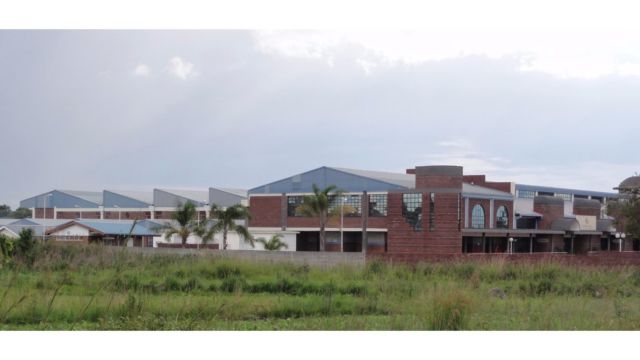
462 183 513 199
157 189 209 203
48 220 160 236
249 166 411 194
104 190 154 205
212 188 248 198
516 184 617 198
330 167 415 188
550 218 581 231
58 190 104 205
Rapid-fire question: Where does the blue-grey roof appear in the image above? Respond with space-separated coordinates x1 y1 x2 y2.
209 187 247 207
516 184 618 199
20 190 102 208
103 190 153 207
49 220 160 236
462 183 513 200
249 166 412 194
154 189 209 207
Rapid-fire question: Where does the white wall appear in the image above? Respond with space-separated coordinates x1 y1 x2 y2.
154 230 297 251
0 228 18 238
50 225 90 237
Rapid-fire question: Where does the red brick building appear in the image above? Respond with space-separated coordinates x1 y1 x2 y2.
248 165 626 255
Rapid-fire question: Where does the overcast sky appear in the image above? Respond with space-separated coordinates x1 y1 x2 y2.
1 30 639 208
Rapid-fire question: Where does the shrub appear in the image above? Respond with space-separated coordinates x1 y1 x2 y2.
220 276 247 293
430 291 472 330
215 263 241 279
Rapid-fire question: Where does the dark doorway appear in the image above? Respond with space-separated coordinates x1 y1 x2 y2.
296 232 320 251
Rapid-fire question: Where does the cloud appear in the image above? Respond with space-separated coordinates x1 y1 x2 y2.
254 30 640 79
423 139 639 192
167 57 197 79
132 63 151 77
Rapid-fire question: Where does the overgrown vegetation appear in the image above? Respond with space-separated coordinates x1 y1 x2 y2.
1 244 640 330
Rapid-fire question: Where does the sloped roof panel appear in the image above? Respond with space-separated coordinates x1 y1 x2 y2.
249 166 411 194
463 183 513 199
104 190 153 207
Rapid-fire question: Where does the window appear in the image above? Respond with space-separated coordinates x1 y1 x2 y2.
287 196 305 217
471 204 485 229
555 193 572 201
496 206 509 229
402 193 422 231
517 190 536 199
368 194 388 216
328 195 362 216
429 193 435 231
538 191 554 196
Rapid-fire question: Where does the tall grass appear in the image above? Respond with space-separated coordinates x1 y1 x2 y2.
0 244 639 330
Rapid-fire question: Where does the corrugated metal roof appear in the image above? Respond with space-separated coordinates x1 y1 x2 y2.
462 183 513 198
76 220 159 236
515 210 543 218
105 190 154 205
0 219 17 226
59 190 104 205
551 218 580 231
213 188 248 198
158 189 209 203
516 184 618 198
330 167 415 188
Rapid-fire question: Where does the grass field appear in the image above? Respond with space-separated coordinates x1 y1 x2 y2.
1 244 639 330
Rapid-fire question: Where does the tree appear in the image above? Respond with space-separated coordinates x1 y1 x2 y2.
608 191 640 242
0 205 11 218
15 228 35 256
296 184 344 252
208 203 253 250
0 234 14 265
256 234 289 251
12 208 32 219
163 202 198 246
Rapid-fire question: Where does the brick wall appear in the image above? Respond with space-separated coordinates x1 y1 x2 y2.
534 203 564 230
248 195 283 227
34 208 55 219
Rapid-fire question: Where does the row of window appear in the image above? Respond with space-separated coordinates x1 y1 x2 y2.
517 190 606 203
287 194 389 217
470 204 509 229
286 194 509 231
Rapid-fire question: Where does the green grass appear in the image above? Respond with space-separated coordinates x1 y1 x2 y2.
1 244 640 330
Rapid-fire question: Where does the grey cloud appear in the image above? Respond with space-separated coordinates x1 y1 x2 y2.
1 30 639 207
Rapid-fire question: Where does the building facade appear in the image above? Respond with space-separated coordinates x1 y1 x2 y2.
247 165 625 255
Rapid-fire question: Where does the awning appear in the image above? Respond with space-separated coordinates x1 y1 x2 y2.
515 211 543 218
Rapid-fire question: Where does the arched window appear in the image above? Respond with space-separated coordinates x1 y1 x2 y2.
496 206 509 229
471 204 485 229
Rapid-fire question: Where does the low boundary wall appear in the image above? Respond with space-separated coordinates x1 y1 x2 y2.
125 247 365 268
368 251 640 266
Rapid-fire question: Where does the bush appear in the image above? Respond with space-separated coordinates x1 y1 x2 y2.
430 291 472 330
220 276 247 293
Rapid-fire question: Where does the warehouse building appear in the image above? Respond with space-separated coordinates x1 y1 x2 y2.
247 165 624 254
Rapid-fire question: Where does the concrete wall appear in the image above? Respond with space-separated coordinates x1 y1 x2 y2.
125 247 366 268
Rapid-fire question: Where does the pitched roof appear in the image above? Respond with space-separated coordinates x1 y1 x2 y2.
330 167 415 188
158 189 209 203
462 183 513 199
58 190 104 205
212 187 248 198
47 220 159 236
105 190 154 205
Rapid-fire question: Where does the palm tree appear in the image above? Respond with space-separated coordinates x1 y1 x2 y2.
297 184 344 252
163 202 198 247
209 203 253 250
256 234 289 251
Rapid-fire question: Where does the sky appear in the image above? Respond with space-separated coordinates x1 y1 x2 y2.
1 29 640 208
